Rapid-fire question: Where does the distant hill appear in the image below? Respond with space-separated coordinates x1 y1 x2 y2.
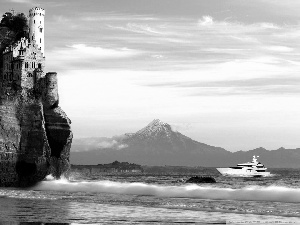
71 119 300 168
72 160 143 173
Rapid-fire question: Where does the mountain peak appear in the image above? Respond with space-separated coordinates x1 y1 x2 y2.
148 119 168 127
134 119 173 139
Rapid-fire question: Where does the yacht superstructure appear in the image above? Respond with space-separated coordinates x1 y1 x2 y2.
216 156 271 177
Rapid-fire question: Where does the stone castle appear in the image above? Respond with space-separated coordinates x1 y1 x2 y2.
1 7 53 99
0 7 72 187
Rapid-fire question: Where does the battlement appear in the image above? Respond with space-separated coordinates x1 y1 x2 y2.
29 7 45 17
45 72 57 86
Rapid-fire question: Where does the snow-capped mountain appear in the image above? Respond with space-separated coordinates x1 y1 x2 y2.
128 119 173 139
71 119 230 166
71 119 300 167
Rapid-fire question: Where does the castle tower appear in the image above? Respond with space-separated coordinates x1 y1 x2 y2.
29 7 45 55
43 72 59 109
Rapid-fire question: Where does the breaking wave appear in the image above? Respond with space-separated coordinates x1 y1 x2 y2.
33 178 300 203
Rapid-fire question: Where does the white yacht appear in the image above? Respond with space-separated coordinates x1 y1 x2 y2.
216 155 271 177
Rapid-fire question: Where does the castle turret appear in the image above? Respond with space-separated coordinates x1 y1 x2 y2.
43 72 58 109
29 7 45 55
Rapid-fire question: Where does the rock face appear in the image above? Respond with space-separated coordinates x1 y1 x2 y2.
185 176 216 183
0 72 72 187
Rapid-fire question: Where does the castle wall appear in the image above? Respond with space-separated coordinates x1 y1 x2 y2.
20 42 45 89
2 51 13 87
1 37 45 90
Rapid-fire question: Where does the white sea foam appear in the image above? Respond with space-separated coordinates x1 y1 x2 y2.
33 179 300 203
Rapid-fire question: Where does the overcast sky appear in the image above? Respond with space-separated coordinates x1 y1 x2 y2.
1 0 300 151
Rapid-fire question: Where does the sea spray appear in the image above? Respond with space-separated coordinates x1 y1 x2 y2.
33 179 300 203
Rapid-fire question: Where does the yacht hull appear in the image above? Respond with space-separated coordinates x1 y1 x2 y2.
216 168 271 177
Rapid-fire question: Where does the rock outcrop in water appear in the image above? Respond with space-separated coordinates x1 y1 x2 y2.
0 8 72 187
185 176 216 183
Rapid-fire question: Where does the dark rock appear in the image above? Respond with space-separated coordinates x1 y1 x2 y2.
0 73 72 187
185 176 216 183
0 8 72 187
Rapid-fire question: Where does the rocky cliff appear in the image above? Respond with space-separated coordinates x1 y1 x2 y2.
0 73 72 187
0 10 72 187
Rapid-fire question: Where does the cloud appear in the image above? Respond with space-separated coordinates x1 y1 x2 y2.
264 46 294 52
46 12 300 97
81 13 158 22
52 15 70 24
259 23 280 29
198 15 280 32
97 140 128 150
67 44 139 58
107 23 172 36
151 54 164 59
170 123 193 132
7 0 33 3
198 16 214 26
145 75 300 96
46 11 300 73
46 44 141 70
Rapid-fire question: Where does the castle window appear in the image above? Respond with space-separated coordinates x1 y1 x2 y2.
38 63 42 69
40 38 42 43
40 28 43 33
34 20 35 24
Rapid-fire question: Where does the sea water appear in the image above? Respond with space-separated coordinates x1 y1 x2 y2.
0 168 300 224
